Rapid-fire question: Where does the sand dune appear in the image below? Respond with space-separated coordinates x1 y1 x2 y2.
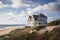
0 26 25 36
0 25 60 36
0 28 15 36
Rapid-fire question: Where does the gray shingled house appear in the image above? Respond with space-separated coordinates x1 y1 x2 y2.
28 14 47 26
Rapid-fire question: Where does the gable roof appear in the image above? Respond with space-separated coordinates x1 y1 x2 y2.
28 16 32 21
39 14 47 17
28 14 47 21
33 15 38 21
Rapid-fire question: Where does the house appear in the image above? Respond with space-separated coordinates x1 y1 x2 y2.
28 14 47 26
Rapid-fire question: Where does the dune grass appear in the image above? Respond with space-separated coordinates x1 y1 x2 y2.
0 26 60 40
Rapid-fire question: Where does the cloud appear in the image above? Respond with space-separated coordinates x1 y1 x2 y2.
0 0 60 24
10 0 37 8
11 0 22 8
0 1 2 4
43 12 60 22
56 0 60 2
25 2 60 22
25 2 60 15
0 0 37 8
6 12 16 17
0 13 16 24
0 1 8 8
26 8 33 15
0 11 28 24
19 11 26 17
33 2 60 12
43 2 60 12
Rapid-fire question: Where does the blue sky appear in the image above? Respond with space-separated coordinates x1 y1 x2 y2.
0 0 60 24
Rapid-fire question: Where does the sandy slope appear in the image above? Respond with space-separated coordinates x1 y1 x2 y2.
46 25 60 32
0 25 60 36
0 26 25 36
0 26 56 36
0 28 15 36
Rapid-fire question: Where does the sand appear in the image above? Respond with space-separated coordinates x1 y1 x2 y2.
0 28 15 36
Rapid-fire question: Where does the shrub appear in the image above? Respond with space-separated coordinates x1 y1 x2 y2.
34 26 45 31
47 19 60 26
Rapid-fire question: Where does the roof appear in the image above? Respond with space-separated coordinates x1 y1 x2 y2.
28 14 47 21
33 15 38 20
29 16 32 20
39 14 47 17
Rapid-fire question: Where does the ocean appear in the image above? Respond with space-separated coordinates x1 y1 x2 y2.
0 24 25 30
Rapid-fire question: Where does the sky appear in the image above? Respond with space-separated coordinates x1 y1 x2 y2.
0 0 60 24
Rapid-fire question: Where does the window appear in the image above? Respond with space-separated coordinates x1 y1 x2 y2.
38 20 44 22
40 18 42 19
39 23 41 24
